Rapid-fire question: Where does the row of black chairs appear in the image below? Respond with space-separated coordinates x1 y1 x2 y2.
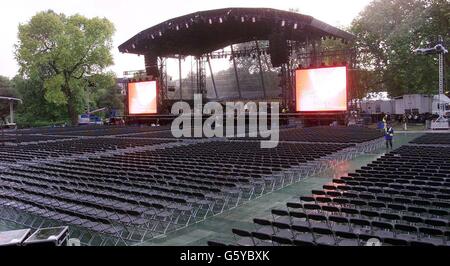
0 138 352 244
15 125 171 136
0 138 177 163
121 125 385 143
0 134 74 144
227 126 384 143
409 133 450 145
221 142 449 246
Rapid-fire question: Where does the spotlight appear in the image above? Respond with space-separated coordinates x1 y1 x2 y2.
294 23 298 30
252 17 256 23
176 25 180 31
241 16 245 23
185 23 189 29
281 20 286 27
151 34 154 39
209 18 213 24
219 17 223 23
132 44 136 49
159 31 162 36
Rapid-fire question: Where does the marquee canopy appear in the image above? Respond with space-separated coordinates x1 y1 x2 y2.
118 8 354 57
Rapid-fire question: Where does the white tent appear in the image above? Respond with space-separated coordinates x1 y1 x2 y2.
0 96 23 126
432 94 450 114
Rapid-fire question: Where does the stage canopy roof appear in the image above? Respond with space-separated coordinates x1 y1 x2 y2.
118 8 355 57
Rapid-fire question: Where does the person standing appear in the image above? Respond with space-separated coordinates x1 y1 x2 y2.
385 124 394 149
403 113 408 131
382 114 388 130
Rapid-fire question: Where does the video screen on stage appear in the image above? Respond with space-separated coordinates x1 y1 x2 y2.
128 81 158 115
295 66 347 112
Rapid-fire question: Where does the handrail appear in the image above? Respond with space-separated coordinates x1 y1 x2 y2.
0 96 23 103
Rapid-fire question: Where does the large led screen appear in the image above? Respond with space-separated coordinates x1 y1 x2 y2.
128 81 157 115
295 66 347 112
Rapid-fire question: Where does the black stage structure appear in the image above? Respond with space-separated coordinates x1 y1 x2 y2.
119 8 356 125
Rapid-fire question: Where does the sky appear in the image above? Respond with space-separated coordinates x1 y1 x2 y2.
0 0 373 78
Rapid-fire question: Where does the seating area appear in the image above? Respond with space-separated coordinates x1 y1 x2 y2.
219 142 450 246
0 134 75 144
228 126 384 143
13 125 170 137
0 125 387 246
0 138 177 164
409 133 450 145
0 140 353 245
123 125 385 143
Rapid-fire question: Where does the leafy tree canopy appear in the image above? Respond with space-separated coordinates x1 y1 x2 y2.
15 10 116 125
350 0 450 97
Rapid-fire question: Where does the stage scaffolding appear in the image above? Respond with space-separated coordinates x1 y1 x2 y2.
153 41 355 112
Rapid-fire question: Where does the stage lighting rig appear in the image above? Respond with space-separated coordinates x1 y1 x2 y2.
413 35 449 129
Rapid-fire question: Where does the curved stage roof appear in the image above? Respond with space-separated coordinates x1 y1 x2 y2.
119 8 354 57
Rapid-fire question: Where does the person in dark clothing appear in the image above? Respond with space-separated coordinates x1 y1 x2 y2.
385 124 394 149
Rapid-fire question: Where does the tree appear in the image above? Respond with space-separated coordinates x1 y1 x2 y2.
89 72 124 113
15 10 116 125
350 0 450 97
12 75 68 125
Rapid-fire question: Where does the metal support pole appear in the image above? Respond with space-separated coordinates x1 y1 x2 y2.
438 52 444 117
9 101 14 124
281 65 287 107
207 54 218 99
196 57 199 95
165 59 168 99
178 55 183 100
230 45 242 99
287 63 294 110
255 40 266 98
316 40 322 66
262 47 272 72
438 36 445 96
158 57 163 105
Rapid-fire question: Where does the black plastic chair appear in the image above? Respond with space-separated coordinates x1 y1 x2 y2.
335 231 360 246
383 237 409 246
311 227 336 246
293 239 315 246
371 221 395 239
253 218 275 235
232 228 256 246
289 211 310 227
394 224 418 241
271 235 293 246
251 232 273 246
207 240 227 246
